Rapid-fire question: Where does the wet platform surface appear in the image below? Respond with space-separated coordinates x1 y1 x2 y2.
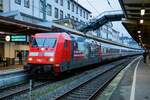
110 56 150 100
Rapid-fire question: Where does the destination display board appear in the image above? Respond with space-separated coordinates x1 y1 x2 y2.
7 35 29 42
11 35 26 42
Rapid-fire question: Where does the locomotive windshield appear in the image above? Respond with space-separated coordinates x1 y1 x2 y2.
32 38 57 48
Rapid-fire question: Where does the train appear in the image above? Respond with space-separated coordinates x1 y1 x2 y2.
24 32 142 76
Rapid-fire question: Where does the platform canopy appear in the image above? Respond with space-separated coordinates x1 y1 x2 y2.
0 16 51 34
119 0 150 49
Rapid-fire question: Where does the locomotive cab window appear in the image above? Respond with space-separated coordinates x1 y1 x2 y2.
32 38 57 48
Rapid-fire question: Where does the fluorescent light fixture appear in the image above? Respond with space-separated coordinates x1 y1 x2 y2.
141 9 145 16
138 35 141 38
137 30 141 33
140 19 144 24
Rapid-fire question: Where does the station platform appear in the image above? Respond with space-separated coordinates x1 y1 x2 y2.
0 64 23 74
98 56 150 100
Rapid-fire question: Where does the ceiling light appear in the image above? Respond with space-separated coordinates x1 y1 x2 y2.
141 9 145 16
138 35 141 38
137 31 141 33
64 23 68 26
140 19 144 24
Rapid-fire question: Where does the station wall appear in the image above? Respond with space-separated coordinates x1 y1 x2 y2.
0 43 4 58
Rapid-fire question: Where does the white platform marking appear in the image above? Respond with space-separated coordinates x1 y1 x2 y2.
130 57 142 100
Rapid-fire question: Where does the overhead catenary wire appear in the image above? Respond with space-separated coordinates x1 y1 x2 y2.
107 0 112 8
86 0 100 15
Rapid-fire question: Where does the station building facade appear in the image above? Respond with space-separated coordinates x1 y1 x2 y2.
86 22 120 44
1 0 91 24
0 0 91 65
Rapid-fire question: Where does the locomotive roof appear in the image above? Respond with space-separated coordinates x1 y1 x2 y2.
34 32 71 40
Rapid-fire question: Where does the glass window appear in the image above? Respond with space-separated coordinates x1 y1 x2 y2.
60 10 63 19
32 38 57 48
76 18 78 21
83 11 85 18
46 4 52 16
80 8 82 17
54 7 59 18
67 1 70 10
55 0 58 3
60 0 63 6
15 0 21 5
0 0 3 11
76 6 78 14
72 3 74 12
86 12 88 20
72 16 74 20
67 13 70 18
24 0 30 8
40 0 44 13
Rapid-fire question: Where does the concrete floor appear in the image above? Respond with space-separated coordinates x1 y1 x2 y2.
0 64 23 74
110 57 150 100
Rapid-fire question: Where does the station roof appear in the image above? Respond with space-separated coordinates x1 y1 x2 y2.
119 0 150 49
0 16 51 34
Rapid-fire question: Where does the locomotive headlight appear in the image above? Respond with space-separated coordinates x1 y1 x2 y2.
49 58 54 62
28 57 33 61
41 48 45 51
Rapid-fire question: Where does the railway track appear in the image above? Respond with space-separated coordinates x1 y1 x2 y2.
0 80 52 99
56 59 131 100
0 57 136 100
0 70 28 90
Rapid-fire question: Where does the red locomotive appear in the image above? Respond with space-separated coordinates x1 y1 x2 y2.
24 32 140 76
24 32 102 76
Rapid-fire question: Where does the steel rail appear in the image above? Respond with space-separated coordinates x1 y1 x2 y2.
56 58 132 100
